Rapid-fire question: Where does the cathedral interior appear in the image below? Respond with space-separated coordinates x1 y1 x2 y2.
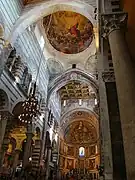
0 0 135 180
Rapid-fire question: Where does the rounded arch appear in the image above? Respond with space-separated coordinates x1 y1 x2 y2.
61 107 99 123
0 89 9 111
61 110 98 130
59 110 99 143
12 101 23 117
47 68 98 105
9 0 96 43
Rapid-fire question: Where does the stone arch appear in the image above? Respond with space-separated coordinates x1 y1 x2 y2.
61 107 98 123
0 89 9 111
47 68 98 105
12 101 23 117
9 0 96 43
60 109 99 143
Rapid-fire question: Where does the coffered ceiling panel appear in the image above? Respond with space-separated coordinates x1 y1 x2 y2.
59 81 95 100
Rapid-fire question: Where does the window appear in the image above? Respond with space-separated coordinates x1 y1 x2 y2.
79 99 82 106
79 147 85 157
40 36 45 49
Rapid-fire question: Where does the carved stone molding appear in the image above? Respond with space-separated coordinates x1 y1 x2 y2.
102 71 115 82
101 12 128 38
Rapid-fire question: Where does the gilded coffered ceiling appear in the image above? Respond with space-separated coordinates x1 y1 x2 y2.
43 11 94 54
64 120 97 145
59 81 95 100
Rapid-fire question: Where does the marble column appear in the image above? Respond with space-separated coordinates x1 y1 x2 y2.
0 113 8 152
12 149 21 177
23 124 33 167
98 53 113 180
45 146 52 180
102 13 135 180
40 108 49 162
0 112 10 167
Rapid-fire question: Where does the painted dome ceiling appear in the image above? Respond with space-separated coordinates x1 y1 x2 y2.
43 11 94 54
64 121 97 145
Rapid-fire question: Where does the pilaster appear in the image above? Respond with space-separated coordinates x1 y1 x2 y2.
98 52 113 180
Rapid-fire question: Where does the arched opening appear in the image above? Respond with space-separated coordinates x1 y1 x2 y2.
58 110 100 179
79 147 85 157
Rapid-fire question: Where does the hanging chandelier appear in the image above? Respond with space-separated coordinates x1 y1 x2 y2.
18 12 53 124
18 83 40 124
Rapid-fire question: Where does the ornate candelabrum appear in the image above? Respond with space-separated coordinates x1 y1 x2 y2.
18 83 40 124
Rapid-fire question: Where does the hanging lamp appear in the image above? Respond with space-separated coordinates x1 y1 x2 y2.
18 10 54 124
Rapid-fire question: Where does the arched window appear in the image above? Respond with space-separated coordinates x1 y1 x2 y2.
79 147 85 157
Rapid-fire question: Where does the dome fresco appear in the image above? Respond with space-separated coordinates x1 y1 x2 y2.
43 11 94 54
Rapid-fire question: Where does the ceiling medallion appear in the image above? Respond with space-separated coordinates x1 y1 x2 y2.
43 11 94 54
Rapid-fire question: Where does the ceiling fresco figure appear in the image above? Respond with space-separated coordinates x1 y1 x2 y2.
43 11 94 54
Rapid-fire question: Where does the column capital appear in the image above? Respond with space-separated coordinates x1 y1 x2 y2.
102 71 115 82
101 12 128 38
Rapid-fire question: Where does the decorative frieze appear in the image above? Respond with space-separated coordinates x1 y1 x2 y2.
102 71 115 82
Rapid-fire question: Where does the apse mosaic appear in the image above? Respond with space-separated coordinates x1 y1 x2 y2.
43 11 94 54
64 121 97 144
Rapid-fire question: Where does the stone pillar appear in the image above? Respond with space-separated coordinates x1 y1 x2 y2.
40 108 49 162
102 13 135 180
13 149 20 168
98 54 113 179
0 112 10 167
45 146 52 180
23 124 33 167
12 149 21 177
0 114 8 152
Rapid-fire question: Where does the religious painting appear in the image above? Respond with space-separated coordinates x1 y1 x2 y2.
67 159 73 170
89 159 95 170
89 145 96 156
64 121 97 144
43 11 94 54
60 156 65 168
67 146 74 156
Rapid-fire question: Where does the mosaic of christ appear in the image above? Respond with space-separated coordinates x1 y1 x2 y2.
43 11 94 54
